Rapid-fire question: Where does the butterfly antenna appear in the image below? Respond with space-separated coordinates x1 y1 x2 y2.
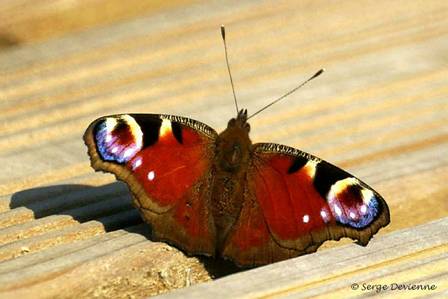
247 68 325 120
221 25 239 114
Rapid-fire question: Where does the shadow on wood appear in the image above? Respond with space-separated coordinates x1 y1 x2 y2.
8 183 244 279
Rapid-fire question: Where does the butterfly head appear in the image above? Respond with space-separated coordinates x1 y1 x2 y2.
227 109 250 133
215 109 252 172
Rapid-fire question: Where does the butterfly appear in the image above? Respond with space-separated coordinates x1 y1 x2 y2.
83 26 390 267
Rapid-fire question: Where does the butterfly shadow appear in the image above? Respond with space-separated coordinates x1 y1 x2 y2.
9 183 244 278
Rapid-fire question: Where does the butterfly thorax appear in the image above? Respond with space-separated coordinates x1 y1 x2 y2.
212 109 252 250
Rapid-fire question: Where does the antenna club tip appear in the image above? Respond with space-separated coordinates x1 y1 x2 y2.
309 68 325 80
220 25 226 39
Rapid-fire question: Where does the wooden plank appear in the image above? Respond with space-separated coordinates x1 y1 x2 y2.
0 0 196 47
0 225 212 298
0 0 447 297
155 217 448 299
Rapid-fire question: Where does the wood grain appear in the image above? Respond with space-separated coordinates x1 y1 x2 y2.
0 0 447 298
154 217 448 299
0 0 195 46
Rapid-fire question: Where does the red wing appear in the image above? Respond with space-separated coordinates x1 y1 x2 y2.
84 114 218 255
222 143 390 266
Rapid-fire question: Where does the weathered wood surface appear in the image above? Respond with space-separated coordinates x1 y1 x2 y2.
0 0 193 46
0 0 447 298
155 217 448 299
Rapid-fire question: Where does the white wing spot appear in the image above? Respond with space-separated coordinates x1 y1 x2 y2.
320 210 328 220
360 204 368 214
147 170 155 181
123 148 134 158
334 205 342 217
349 211 356 219
132 157 142 170
302 214 310 223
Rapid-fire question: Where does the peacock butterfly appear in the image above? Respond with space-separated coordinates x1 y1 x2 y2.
83 26 390 267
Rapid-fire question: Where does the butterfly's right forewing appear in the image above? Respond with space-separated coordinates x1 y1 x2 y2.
222 143 390 266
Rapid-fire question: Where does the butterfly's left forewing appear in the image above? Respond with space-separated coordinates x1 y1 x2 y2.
223 143 390 266
84 114 218 255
